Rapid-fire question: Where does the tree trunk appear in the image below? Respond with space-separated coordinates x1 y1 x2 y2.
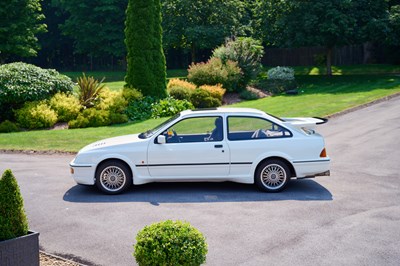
191 43 196 64
326 47 333 76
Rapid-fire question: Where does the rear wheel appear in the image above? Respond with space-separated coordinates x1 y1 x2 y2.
255 159 290 192
95 160 132 194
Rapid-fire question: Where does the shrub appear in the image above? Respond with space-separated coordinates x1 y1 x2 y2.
212 37 264 88
0 169 29 241
239 90 259 100
49 93 81 122
77 73 106 108
151 97 194 118
97 88 128 114
267 66 295 81
199 84 226 101
167 78 197 91
262 66 297 94
188 57 242 92
15 101 58 129
122 87 143 103
68 109 110 129
0 62 74 120
0 120 19 133
125 96 155 121
133 220 208 266
169 86 193 101
167 79 197 100
190 89 221 108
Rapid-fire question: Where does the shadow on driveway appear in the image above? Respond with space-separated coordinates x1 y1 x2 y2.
63 179 332 204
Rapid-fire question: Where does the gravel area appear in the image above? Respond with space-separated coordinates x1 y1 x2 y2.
40 252 82 266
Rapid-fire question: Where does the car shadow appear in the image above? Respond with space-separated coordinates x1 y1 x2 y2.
63 179 332 204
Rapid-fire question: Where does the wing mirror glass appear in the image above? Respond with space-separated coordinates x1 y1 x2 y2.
157 135 166 144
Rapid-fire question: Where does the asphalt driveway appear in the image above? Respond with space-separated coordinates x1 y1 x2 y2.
1 96 400 265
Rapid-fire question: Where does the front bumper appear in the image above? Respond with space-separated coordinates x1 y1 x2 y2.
70 160 96 185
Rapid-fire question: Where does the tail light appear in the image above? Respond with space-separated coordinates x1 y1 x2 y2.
320 148 327 158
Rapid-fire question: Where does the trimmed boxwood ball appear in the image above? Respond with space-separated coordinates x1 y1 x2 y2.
0 169 29 241
133 220 208 266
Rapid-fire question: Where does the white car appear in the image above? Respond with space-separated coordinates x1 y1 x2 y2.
70 108 330 194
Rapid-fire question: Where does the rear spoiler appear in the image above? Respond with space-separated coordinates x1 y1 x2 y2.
282 117 328 131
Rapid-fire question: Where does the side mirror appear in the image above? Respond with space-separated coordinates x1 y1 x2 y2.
157 135 166 144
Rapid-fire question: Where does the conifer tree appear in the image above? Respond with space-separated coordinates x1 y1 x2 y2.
0 169 29 241
125 0 167 98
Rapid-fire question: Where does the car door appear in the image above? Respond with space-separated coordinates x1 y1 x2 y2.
147 116 230 179
227 116 293 177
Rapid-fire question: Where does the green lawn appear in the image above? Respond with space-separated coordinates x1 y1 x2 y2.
235 75 400 117
1 65 400 153
263 64 400 76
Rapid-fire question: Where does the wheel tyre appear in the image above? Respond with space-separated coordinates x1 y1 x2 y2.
95 160 132 195
255 159 290 192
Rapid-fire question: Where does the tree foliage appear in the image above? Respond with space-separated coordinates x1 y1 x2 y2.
388 4 400 45
0 0 46 62
162 0 247 62
56 0 126 59
125 0 167 98
263 0 390 75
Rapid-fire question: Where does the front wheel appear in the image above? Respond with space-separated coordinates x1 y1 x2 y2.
95 160 132 194
255 159 290 192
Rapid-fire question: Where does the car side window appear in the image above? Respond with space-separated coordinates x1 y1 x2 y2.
227 116 291 141
162 116 223 143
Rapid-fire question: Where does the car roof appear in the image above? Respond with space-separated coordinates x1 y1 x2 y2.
180 107 266 116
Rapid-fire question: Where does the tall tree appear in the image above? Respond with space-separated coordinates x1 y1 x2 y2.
387 3 400 46
57 0 127 68
162 0 246 63
264 0 389 75
0 0 46 63
125 0 167 98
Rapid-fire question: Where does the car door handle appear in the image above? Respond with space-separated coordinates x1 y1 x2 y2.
214 145 223 148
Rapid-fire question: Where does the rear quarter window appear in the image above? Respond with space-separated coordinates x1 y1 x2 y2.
227 116 292 141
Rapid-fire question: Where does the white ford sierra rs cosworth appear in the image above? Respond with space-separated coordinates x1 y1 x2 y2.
70 108 330 194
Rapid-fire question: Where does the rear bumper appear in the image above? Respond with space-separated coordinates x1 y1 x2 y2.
292 159 330 178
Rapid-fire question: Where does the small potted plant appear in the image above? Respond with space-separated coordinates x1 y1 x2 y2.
0 169 39 266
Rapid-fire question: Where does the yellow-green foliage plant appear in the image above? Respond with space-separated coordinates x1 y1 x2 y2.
15 101 58 129
167 78 197 91
49 93 82 122
167 79 197 101
0 169 29 241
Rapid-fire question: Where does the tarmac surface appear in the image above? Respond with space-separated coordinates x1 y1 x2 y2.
1 96 400 265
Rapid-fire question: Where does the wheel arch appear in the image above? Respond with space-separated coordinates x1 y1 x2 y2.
255 156 296 178
95 157 134 182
